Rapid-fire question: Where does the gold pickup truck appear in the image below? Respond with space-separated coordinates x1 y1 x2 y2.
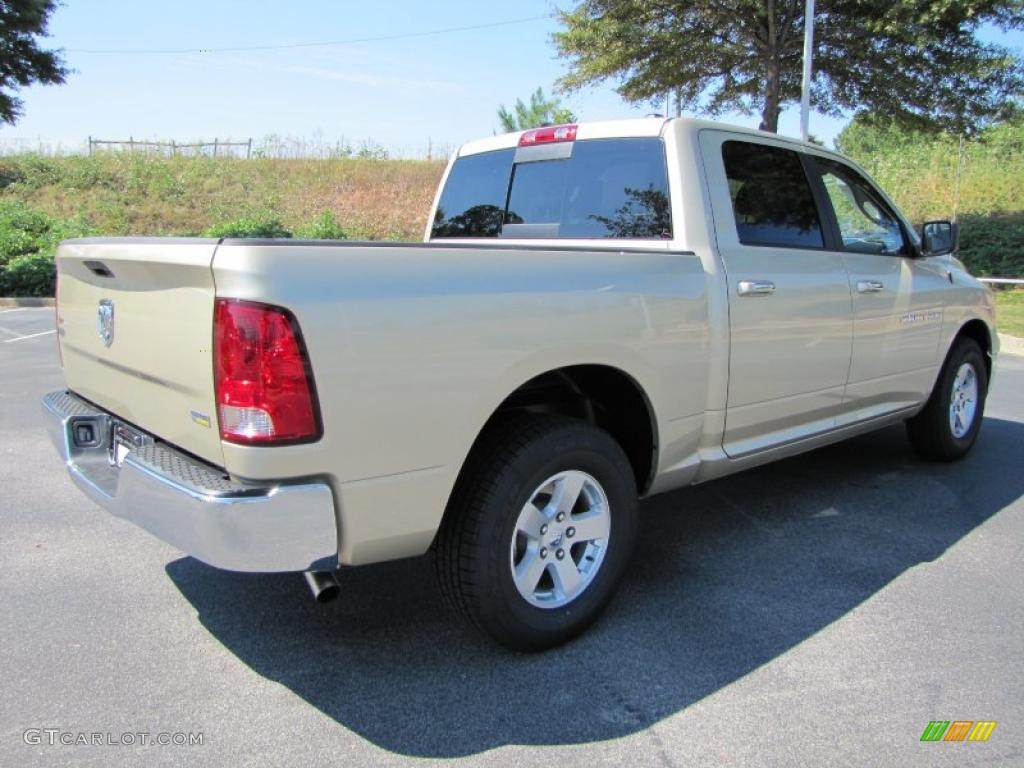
42 117 998 650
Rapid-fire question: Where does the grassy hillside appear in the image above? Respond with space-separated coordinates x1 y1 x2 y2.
996 290 1024 337
0 153 445 241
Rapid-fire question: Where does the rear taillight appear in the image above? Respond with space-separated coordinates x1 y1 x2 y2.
213 299 321 445
519 124 577 146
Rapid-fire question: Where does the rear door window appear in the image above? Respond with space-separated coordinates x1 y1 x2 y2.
722 140 824 249
431 138 672 240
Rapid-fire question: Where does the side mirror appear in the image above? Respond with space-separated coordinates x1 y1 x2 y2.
921 220 959 256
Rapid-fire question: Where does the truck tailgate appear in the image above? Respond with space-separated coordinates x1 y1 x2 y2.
55 238 223 467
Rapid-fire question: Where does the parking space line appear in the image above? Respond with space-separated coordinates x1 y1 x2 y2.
3 329 56 343
0 326 22 338
0 307 50 313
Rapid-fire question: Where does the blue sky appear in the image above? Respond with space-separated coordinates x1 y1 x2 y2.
1 1 1020 156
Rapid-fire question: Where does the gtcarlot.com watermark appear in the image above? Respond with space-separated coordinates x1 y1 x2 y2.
23 729 203 747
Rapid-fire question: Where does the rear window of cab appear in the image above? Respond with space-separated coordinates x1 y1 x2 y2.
431 138 672 240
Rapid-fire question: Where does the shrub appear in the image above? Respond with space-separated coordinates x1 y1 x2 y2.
202 217 292 239
0 201 94 295
0 252 56 296
958 212 1024 278
295 211 347 240
3 155 65 190
0 200 56 264
0 161 26 190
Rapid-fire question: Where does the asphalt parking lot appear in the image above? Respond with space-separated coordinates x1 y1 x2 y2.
1 305 1022 767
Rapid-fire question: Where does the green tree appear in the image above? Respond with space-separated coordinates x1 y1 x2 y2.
553 0 1023 134
1 0 69 125
834 113 942 158
836 108 1024 159
497 87 577 132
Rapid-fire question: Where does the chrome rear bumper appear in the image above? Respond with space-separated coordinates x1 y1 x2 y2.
42 390 338 572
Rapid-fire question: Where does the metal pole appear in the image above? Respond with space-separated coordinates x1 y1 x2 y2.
799 0 815 141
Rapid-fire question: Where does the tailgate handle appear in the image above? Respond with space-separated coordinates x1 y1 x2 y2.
83 260 115 278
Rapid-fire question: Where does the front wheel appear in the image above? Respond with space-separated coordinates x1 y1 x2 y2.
435 415 638 651
906 337 988 461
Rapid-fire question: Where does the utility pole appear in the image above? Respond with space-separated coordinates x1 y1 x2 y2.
799 0 816 141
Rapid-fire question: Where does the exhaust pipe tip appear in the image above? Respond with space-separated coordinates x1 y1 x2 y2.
303 569 340 604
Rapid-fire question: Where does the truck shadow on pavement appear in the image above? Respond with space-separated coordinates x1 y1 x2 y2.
166 417 1024 758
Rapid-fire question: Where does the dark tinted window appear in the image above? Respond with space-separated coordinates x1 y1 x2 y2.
507 139 671 238
431 138 671 239
722 141 824 249
431 149 514 237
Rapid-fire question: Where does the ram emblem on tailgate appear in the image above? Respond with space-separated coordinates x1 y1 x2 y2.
96 299 115 347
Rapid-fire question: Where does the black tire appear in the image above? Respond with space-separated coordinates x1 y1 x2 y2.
906 336 988 461
435 414 638 651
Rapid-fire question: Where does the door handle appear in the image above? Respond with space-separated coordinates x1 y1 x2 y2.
857 280 885 293
737 280 776 296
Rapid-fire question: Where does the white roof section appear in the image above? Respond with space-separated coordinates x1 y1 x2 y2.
671 116 836 153
457 116 832 157
458 117 668 156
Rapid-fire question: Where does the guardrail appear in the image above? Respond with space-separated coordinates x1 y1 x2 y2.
979 278 1024 286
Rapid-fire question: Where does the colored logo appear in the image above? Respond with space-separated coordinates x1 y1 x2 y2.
920 721 997 742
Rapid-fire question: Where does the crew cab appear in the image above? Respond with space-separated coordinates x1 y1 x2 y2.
43 118 998 650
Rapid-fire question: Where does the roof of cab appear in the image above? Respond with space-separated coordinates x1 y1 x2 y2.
458 117 667 156
456 116 831 157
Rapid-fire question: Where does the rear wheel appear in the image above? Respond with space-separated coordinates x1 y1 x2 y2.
435 414 638 651
906 337 988 461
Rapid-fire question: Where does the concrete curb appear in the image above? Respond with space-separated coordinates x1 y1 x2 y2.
0 297 54 308
999 333 1024 357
